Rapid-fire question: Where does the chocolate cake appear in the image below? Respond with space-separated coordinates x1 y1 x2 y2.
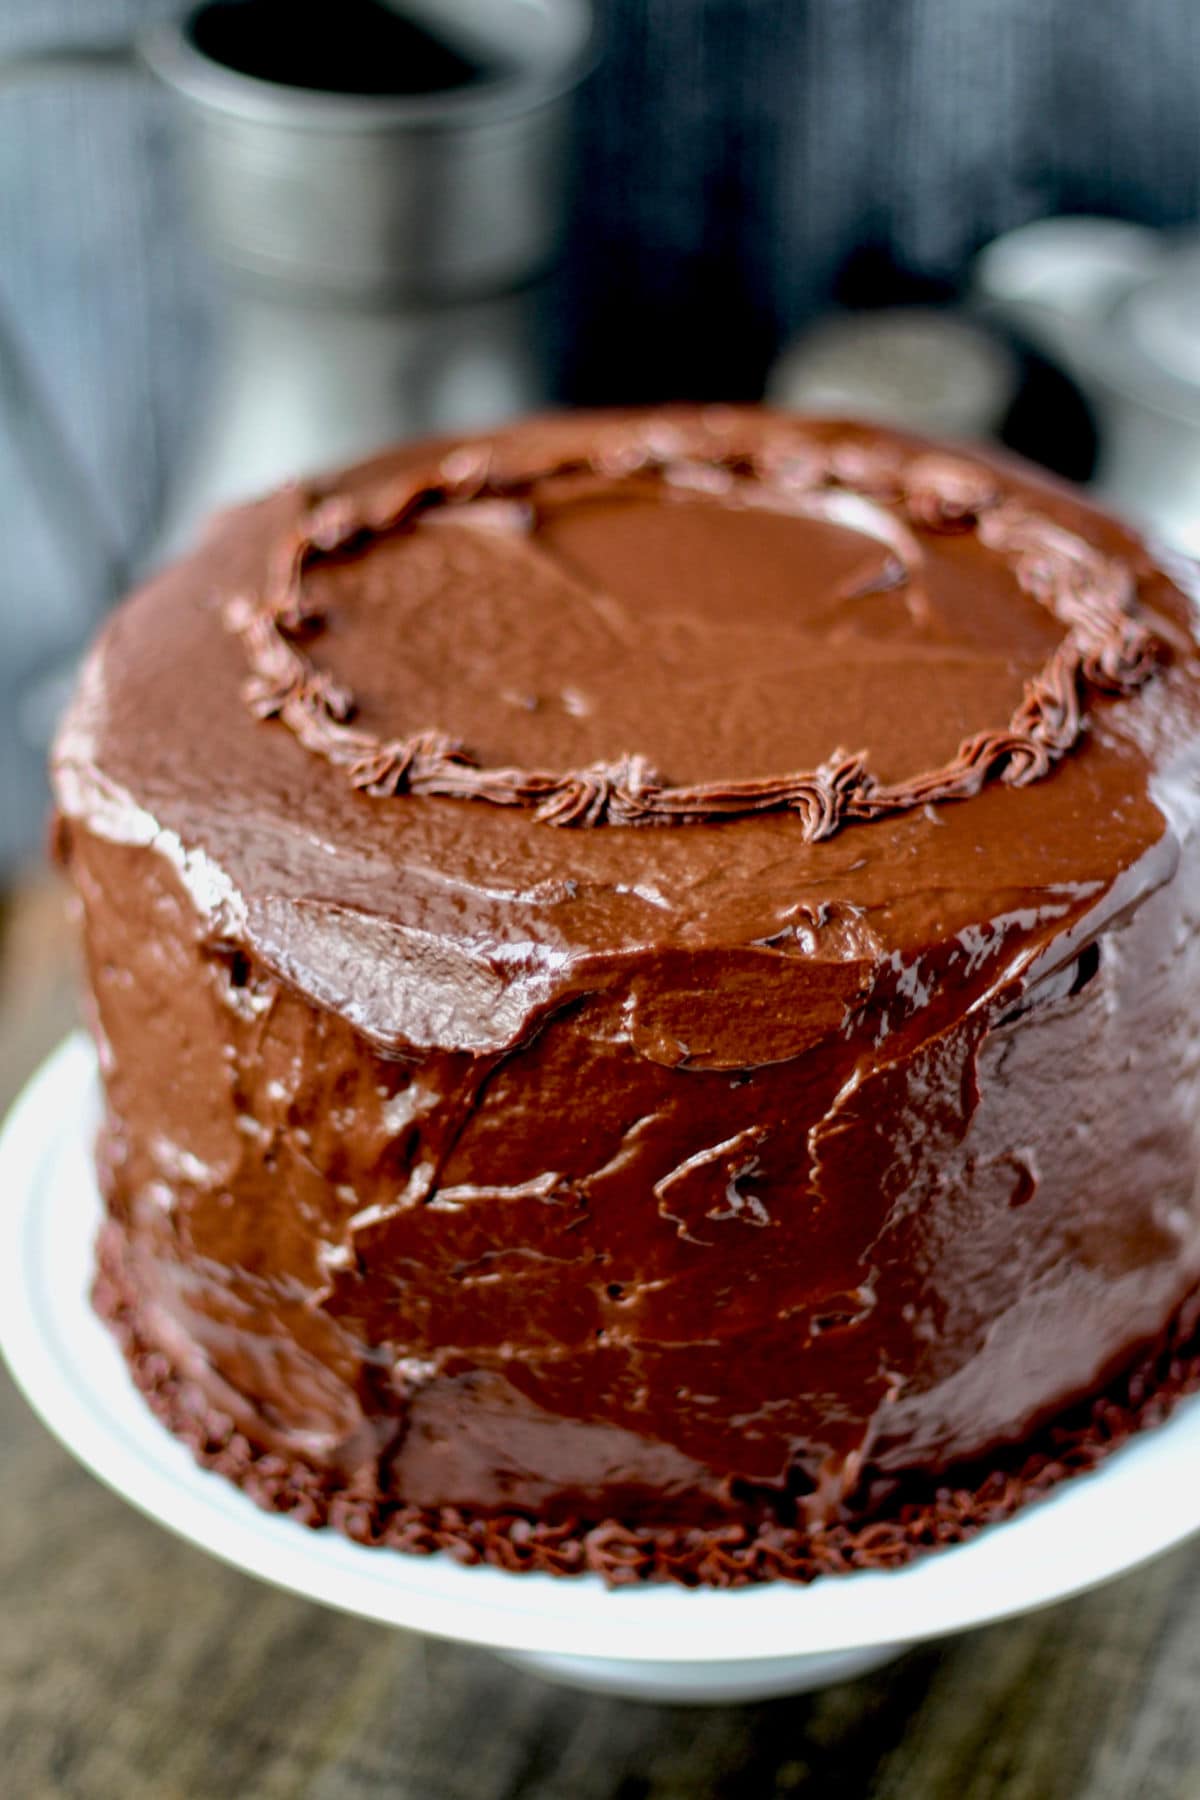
51 409 1200 1586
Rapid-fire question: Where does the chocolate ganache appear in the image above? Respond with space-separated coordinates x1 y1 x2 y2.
52 409 1200 1585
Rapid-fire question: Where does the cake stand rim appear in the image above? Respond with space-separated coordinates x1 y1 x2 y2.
3 1032 1199 1666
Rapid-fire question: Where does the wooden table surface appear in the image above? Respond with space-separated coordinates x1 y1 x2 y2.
3 881 1200 1800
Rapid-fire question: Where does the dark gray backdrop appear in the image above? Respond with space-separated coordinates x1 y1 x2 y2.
3 0 1200 860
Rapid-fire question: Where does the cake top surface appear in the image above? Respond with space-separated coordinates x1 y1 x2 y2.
54 408 1200 1054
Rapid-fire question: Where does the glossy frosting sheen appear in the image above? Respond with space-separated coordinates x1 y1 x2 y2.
52 409 1200 1582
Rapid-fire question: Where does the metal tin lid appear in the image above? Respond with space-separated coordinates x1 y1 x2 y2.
767 308 1018 442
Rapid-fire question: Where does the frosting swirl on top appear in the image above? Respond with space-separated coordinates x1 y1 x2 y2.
225 416 1162 835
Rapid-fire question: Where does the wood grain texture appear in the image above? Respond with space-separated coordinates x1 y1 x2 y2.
2 881 1200 1798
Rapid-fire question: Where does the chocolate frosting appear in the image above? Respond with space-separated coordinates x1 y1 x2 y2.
93 1226 1200 1585
51 408 1200 1581
227 418 1159 832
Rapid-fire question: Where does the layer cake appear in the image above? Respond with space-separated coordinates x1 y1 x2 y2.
51 409 1200 1583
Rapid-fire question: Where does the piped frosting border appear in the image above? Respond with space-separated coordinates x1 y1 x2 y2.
226 417 1161 835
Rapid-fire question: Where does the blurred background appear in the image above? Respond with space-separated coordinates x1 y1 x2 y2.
5 1 1200 871
5 7 1200 1794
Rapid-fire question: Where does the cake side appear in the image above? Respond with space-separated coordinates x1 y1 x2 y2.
60 811 1200 1537
91 1218 1200 1586
51 408 1200 1581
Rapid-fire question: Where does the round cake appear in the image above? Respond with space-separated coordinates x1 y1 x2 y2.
51 408 1200 1585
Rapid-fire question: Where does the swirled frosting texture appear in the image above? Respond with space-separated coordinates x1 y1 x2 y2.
51 409 1200 1581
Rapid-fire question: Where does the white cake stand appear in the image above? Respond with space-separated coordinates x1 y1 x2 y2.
4 1035 1200 1705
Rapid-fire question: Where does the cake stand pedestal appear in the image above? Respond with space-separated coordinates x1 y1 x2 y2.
4 1036 1200 1706
496 1643 908 1704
